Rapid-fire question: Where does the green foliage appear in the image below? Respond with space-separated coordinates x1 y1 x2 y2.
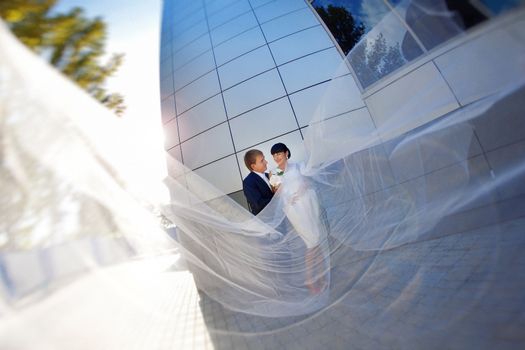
314 4 365 55
0 0 126 116
350 33 406 88
312 3 405 88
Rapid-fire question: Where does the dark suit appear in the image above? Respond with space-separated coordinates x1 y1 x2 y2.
243 172 273 215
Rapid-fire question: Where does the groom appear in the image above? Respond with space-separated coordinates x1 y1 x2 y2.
243 149 273 215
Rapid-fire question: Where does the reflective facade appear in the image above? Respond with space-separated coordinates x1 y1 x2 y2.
160 0 525 206
160 0 350 205
313 0 521 88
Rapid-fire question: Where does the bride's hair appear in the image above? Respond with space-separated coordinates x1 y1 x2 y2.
270 142 291 159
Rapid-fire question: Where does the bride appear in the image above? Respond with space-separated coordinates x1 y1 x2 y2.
269 143 328 295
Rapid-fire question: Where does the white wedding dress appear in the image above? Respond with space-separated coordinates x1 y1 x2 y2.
279 162 327 249
2 3 525 347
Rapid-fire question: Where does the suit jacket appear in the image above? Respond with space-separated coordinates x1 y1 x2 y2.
243 171 273 215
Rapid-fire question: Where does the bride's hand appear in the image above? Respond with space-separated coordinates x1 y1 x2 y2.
289 192 300 205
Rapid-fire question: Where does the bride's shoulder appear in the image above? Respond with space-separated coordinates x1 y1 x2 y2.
287 162 302 171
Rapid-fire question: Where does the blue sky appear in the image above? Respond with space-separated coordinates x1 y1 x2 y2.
54 0 161 42
53 0 162 115
53 0 166 177
312 0 362 17
54 0 161 114
311 0 390 32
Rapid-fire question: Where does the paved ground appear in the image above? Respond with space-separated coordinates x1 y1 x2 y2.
1 215 524 349
0 255 214 349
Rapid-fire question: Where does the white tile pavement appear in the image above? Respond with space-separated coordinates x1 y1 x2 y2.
1 213 524 349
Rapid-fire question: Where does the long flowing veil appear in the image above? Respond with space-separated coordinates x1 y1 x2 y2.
1 1 525 348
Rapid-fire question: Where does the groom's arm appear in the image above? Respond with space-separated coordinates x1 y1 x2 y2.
243 179 270 215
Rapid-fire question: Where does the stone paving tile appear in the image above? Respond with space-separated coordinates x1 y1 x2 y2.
0 255 213 350
1 209 524 349
196 216 525 350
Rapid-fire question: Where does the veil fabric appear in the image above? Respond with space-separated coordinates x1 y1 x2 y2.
1 1 525 348
160 3 525 319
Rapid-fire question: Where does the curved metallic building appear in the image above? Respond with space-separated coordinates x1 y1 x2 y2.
158 2 525 346
159 0 525 207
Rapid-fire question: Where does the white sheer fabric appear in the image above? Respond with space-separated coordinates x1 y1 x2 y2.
278 162 327 249
1 1 525 347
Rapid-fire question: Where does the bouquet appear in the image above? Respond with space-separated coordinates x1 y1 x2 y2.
269 169 284 188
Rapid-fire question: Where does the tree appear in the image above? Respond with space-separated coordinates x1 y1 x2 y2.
349 33 406 88
312 3 407 88
314 4 365 55
0 0 126 116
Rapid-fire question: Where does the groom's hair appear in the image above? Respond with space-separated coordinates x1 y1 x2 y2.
244 149 263 171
